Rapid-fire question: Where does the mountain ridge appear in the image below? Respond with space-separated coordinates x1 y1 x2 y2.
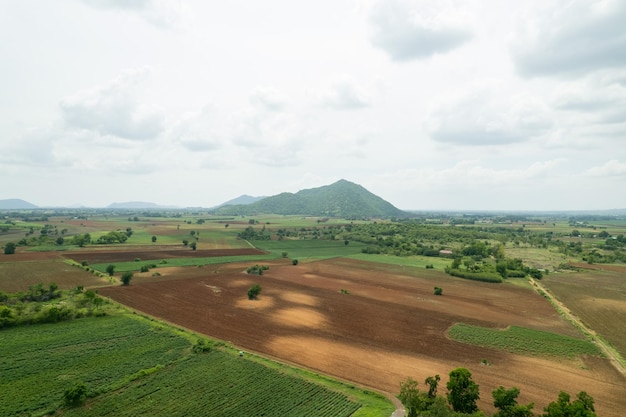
213 179 409 218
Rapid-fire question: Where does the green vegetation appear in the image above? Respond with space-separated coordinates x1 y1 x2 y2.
247 284 262 300
399 368 594 417
246 264 269 275
0 310 379 417
448 324 602 358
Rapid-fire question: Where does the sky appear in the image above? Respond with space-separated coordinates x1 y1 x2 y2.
1 0 625 211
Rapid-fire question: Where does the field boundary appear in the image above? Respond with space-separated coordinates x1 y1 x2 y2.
529 277 626 377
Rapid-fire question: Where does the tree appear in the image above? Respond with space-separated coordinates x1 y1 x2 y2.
247 284 262 300
292 259 299 266
151 235 157 243
492 386 534 417
446 367 480 413
4 242 16 255
56 236 65 245
425 374 441 398
434 287 443 296
106 264 116 276
190 241 197 250
541 391 596 417
121 271 133 286
398 377 423 417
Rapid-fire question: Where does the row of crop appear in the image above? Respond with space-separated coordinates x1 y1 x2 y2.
0 315 190 417
448 323 602 358
62 351 359 417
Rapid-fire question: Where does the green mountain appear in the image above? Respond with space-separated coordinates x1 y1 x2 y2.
213 179 409 219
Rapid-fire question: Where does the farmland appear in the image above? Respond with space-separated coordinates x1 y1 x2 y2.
2 210 626 416
0 312 372 417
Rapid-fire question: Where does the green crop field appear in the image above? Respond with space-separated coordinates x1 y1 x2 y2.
448 323 602 358
251 238 367 260
0 312 390 417
347 252 451 270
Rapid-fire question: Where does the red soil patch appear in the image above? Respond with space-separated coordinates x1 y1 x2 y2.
98 258 626 416
60 248 266 264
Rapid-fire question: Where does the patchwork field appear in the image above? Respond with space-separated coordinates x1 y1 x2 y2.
540 264 626 358
98 257 626 416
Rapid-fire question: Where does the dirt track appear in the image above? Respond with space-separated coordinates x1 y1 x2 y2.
99 258 626 416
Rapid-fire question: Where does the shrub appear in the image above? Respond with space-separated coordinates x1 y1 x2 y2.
292 259 299 266
434 287 443 296
63 382 87 407
247 284 262 300
121 271 133 286
140 265 150 273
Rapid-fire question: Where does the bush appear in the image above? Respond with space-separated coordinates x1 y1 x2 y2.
140 265 150 273
445 267 503 283
247 284 262 300
63 382 87 407
292 259 299 266
121 271 133 286
434 287 443 296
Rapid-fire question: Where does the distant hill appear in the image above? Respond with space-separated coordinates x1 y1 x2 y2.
213 179 409 219
107 201 177 209
0 199 38 209
212 194 266 209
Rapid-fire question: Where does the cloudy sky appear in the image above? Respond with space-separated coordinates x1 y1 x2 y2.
1 0 625 210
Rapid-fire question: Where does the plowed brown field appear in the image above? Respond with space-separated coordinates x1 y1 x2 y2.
98 258 626 416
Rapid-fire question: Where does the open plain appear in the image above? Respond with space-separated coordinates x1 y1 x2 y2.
98 257 626 416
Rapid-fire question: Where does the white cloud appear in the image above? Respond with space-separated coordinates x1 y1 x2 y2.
584 160 626 177
249 87 287 112
169 105 224 152
369 0 472 61
81 0 187 30
59 68 165 141
425 80 552 145
511 0 626 77
318 76 371 110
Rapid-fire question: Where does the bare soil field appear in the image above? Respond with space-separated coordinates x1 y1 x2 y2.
540 268 626 359
98 258 626 416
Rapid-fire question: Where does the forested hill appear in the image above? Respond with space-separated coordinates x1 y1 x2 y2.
213 179 409 219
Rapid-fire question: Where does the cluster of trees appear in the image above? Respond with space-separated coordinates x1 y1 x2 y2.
0 285 107 328
238 226 271 241
399 367 596 417
246 264 269 275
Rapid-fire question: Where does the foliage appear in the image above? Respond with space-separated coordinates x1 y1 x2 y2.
292 258 299 265
492 386 534 417
4 241 16 254
96 231 128 244
121 271 133 286
434 286 443 296
446 367 480 413
63 382 87 407
246 264 269 275
106 264 116 276
541 391 596 417
247 284 262 300
448 323 602 358
445 267 503 283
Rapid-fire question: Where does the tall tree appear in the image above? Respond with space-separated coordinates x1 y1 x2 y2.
398 377 423 417
492 386 534 417
446 367 480 413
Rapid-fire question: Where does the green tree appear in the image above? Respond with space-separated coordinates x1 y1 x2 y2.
541 391 596 417
425 374 440 398
151 235 157 243
106 264 116 276
492 386 534 417
190 241 197 250
4 242 16 255
56 236 65 245
434 287 443 296
247 284 262 300
121 271 133 286
446 367 480 413
398 377 423 417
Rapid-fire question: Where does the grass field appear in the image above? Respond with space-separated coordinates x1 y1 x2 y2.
0 261 109 292
347 252 451 270
448 323 602 358
0 312 390 417
251 238 367 260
